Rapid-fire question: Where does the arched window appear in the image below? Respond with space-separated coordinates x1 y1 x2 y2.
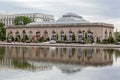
15 31 20 37
7 31 13 42
29 31 33 41
15 31 20 41
22 30 26 35
109 31 112 37
9 31 13 37
105 31 108 39
22 30 28 42
44 31 48 39
69 30 73 41
51 30 56 40
36 31 40 40
87 30 93 39
29 31 33 36
78 30 82 41
60 30 65 41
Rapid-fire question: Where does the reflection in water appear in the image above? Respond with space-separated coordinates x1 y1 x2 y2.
0 46 120 74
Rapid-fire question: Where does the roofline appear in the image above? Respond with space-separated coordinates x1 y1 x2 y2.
0 13 54 17
6 23 114 29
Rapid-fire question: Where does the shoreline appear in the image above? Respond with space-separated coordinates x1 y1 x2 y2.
0 42 120 48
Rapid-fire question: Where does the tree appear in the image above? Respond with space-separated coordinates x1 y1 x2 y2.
108 32 115 44
14 16 32 25
0 22 6 41
22 35 29 42
39 36 45 42
114 32 120 42
15 35 21 42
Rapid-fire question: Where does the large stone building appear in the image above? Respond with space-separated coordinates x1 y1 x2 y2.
0 13 54 26
6 13 114 42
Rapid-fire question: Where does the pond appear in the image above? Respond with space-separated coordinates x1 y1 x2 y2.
0 46 120 80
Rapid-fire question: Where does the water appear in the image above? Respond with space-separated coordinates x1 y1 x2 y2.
0 46 120 80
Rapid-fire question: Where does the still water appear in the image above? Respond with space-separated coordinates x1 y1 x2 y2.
0 46 120 80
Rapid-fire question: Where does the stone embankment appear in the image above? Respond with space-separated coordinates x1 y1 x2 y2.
0 42 120 48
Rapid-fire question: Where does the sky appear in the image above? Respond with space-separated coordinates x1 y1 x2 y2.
0 0 120 31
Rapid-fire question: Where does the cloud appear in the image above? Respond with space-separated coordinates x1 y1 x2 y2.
0 0 120 31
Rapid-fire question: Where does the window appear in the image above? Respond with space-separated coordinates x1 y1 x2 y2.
69 30 73 41
51 30 56 40
60 30 64 41
36 31 40 40
78 30 82 41
87 30 93 39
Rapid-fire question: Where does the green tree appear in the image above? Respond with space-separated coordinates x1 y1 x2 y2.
39 36 45 42
0 22 6 41
114 32 120 42
15 35 21 42
14 16 32 25
22 35 29 42
108 32 115 44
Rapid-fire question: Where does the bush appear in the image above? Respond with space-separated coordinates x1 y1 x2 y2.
102 39 108 44
38 36 45 42
108 36 115 44
22 35 29 42
15 36 21 42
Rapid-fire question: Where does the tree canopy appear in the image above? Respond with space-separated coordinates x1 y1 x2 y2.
14 16 32 25
115 32 120 42
0 22 6 41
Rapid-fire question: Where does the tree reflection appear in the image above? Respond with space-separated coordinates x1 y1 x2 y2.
0 46 5 60
12 60 31 69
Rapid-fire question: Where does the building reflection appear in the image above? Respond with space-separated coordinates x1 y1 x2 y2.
5 47 114 65
0 46 116 73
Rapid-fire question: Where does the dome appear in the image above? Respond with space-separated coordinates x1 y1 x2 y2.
57 13 89 23
63 13 82 18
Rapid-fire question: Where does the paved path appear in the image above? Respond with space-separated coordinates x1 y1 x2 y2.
0 42 120 48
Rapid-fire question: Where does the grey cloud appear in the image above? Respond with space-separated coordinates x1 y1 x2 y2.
1 0 120 19
0 0 120 30
0 1 43 13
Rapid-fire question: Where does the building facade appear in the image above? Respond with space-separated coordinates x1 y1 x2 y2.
0 13 54 26
6 13 114 43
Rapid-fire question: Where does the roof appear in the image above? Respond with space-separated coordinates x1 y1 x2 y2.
6 13 114 28
6 22 114 29
27 13 89 26
56 13 89 23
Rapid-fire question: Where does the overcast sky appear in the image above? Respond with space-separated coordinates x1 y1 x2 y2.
0 0 120 31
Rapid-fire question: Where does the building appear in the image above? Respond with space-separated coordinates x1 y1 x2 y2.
0 13 54 26
6 13 114 42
